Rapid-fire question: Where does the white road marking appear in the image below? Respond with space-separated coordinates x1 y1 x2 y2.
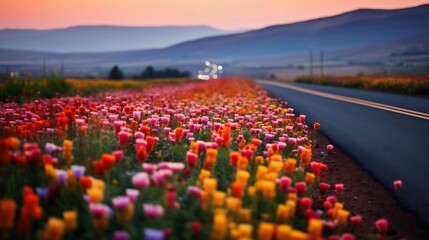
256 80 429 121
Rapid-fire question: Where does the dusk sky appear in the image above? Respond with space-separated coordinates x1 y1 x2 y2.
1 0 428 30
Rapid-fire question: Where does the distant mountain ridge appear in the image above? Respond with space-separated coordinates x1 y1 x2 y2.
0 25 236 52
1 4 428 77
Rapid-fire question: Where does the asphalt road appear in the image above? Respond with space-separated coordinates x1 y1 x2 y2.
257 80 429 226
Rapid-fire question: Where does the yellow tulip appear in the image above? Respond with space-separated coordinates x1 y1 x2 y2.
226 197 242 212
199 169 211 183
262 181 276 200
265 172 278 182
257 222 274 240
239 208 252 222
87 188 103 203
271 153 282 162
276 224 292 240
236 170 250 186
308 219 323 239
336 209 349 226
238 224 253 238
213 211 228 240
276 204 291 222
43 217 65 240
269 161 283 173
63 210 78 230
247 186 256 198
212 191 226 207
286 200 297 217
287 193 298 202
203 178 217 194
305 173 315 184
290 230 308 240
256 166 268 181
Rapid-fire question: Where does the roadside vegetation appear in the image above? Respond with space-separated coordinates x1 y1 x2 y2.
295 75 429 95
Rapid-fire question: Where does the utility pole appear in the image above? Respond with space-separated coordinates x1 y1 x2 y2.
320 50 324 77
42 58 46 77
310 49 313 76
60 61 64 77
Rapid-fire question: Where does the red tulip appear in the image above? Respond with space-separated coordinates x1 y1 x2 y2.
323 200 332 211
80 176 92 189
190 221 202 236
295 181 307 194
375 218 388 234
319 182 330 195
342 233 356 240
350 215 362 227
300 197 312 210
393 180 402 190
146 136 156 152
186 151 198 168
229 152 240 167
335 183 345 194
101 154 116 169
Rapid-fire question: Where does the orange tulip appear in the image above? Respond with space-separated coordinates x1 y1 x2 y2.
0 199 16 230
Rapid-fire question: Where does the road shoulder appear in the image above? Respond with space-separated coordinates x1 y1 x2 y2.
315 131 429 239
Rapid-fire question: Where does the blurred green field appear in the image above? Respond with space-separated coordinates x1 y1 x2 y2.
0 77 197 103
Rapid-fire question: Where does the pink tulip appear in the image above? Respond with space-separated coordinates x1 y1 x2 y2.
143 204 164 219
113 150 124 161
142 163 157 173
114 231 130 240
118 131 131 145
326 195 337 204
126 189 140 203
134 131 145 139
327 144 334 151
279 176 291 192
132 172 150 188
187 186 202 198
112 196 131 209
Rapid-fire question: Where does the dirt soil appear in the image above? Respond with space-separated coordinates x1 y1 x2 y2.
313 131 429 240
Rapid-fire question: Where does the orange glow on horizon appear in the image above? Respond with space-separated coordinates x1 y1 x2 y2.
1 0 428 30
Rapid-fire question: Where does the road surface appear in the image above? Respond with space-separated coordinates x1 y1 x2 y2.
257 80 429 226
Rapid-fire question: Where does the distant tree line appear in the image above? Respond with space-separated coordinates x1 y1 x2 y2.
107 65 191 80
135 66 191 80
108 65 124 80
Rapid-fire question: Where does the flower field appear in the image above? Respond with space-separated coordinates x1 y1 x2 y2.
0 78 389 239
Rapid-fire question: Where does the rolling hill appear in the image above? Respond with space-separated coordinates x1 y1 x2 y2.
0 25 235 52
1 4 429 77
